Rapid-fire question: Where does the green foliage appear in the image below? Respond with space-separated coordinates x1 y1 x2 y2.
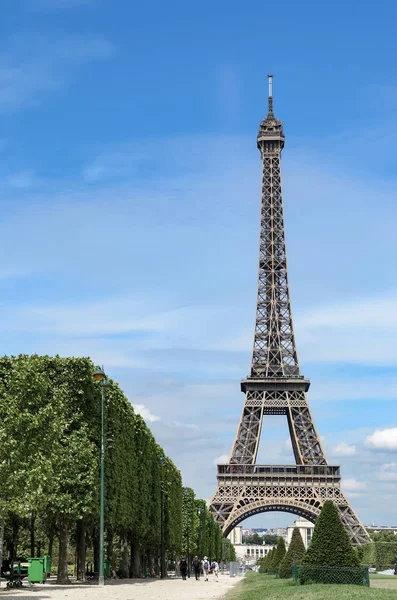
222 537 236 562
279 528 306 579
243 532 278 545
370 531 397 543
303 501 359 568
259 547 275 572
243 532 263 545
271 536 286 568
362 541 397 568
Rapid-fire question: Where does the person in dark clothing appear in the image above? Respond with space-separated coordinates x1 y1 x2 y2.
192 556 201 580
179 557 188 580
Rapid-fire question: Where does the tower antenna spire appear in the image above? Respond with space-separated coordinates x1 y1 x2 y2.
267 73 274 116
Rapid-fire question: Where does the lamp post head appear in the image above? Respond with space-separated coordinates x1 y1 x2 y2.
101 378 111 389
93 366 106 381
159 456 166 466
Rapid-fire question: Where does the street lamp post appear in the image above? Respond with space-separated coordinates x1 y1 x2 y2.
197 507 203 558
93 366 110 586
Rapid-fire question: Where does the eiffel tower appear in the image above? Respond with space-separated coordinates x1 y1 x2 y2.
209 75 369 545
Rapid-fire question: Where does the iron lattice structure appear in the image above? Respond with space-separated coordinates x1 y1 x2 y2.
209 76 369 545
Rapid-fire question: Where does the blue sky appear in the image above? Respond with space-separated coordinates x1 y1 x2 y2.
1 0 397 529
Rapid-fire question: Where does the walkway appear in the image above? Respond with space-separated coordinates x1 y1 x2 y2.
0 575 241 600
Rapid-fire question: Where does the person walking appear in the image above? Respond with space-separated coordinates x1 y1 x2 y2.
179 557 188 581
211 559 219 582
192 556 201 580
202 556 210 581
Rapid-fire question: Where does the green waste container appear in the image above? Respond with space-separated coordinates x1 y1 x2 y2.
104 560 110 578
43 555 51 576
28 558 47 584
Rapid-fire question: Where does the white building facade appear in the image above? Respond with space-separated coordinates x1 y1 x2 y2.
228 525 243 545
233 543 275 563
286 517 315 549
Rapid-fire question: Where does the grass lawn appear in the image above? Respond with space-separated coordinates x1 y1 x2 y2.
370 574 397 590
226 571 397 599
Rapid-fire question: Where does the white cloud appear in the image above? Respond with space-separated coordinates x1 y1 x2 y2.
170 421 200 433
213 454 229 465
132 404 160 423
332 442 357 457
366 428 397 451
343 478 366 491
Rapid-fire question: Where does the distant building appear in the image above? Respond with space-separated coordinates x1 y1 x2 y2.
228 525 243 545
233 543 275 563
366 525 397 535
252 528 268 535
267 527 287 539
287 517 315 549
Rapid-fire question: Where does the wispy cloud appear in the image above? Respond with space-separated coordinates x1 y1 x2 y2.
0 35 113 111
294 293 397 366
5 169 41 189
379 463 397 481
343 478 366 492
332 442 357 457
213 454 229 465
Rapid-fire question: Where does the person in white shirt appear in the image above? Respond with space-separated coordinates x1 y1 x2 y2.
202 557 210 581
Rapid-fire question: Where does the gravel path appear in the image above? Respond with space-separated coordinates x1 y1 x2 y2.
0 575 241 600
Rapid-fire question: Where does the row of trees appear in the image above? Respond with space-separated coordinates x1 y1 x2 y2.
242 532 278 545
0 355 234 583
181 489 235 564
360 531 397 569
258 532 305 579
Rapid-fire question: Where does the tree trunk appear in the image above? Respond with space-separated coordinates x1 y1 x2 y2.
57 517 70 584
30 514 36 558
76 520 86 581
147 552 154 577
11 516 19 559
154 555 160 576
93 529 99 575
107 528 116 578
119 533 129 578
0 523 4 576
130 538 141 578
48 524 55 558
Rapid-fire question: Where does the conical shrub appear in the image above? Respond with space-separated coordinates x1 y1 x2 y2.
303 500 359 567
271 536 286 568
259 548 273 573
279 527 306 578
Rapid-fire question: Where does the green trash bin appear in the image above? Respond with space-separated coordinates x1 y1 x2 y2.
28 558 47 584
103 560 110 578
43 555 51 576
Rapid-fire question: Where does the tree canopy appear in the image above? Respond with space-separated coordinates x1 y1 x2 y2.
0 354 231 582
